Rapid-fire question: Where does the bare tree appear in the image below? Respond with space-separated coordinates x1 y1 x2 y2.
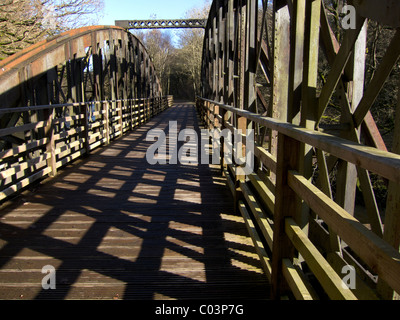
178 29 204 96
139 29 174 96
41 0 105 32
131 1 210 100
0 0 45 59
0 0 104 60
177 0 211 97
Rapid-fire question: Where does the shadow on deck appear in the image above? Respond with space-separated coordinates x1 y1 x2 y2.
0 103 270 300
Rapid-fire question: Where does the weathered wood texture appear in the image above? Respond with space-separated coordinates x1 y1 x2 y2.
200 0 400 300
0 104 270 300
197 97 400 300
0 97 171 202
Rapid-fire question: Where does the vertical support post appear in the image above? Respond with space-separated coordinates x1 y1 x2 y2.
220 107 228 174
207 101 210 127
238 0 246 110
298 0 321 231
207 26 214 100
143 98 147 123
110 36 118 136
118 100 123 137
130 99 134 131
219 2 226 102
82 102 90 155
147 98 151 121
44 108 57 177
148 98 152 120
271 133 301 299
201 100 205 126
270 0 291 182
104 101 110 145
233 116 247 213
144 98 148 123
213 104 220 129
226 0 235 105
137 99 141 125
151 97 155 118
244 0 257 112
287 0 306 125
207 101 211 128
92 34 103 103
213 5 219 100
139 99 143 124
378 78 400 300
79 56 90 155
145 98 149 123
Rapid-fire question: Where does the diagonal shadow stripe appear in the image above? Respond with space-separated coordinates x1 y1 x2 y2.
0 104 270 300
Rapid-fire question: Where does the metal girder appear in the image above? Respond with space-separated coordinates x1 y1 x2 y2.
0 25 162 111
115 19 208 29
0 24 169 205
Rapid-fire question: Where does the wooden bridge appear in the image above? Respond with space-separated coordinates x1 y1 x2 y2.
0 0 400 300
0 102 270 300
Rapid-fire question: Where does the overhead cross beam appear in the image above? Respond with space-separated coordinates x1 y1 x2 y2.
115 19 208 29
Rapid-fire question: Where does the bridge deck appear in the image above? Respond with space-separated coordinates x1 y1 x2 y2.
0 103 270 300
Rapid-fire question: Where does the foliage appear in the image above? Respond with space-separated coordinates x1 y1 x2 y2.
135 29 174 96
0 0 104 60
136 0 211 100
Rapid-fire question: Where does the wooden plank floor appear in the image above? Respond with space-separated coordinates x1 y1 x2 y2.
0 103 270 300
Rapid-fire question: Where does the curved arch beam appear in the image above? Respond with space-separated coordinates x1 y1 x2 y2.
0 25 162 110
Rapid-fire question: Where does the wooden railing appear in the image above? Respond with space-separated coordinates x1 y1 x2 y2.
0 96 173 202
196 96 400 300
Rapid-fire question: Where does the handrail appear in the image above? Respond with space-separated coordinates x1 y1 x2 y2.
0 24 171 202
0 96 173 202
197 97 400 183
0 98 161 115
196 96 400 300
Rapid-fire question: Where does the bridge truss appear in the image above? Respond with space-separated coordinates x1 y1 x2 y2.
0 0 400 301
0 25 171 199
115 19 208 29
199 0 400 300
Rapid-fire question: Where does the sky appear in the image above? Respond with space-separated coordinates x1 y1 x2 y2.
99 0 209 26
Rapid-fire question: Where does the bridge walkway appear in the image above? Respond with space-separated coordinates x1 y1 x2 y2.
0 103 270 300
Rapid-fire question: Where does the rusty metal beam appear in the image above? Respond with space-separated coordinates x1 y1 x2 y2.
0 26 162 110
115 19 207 29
